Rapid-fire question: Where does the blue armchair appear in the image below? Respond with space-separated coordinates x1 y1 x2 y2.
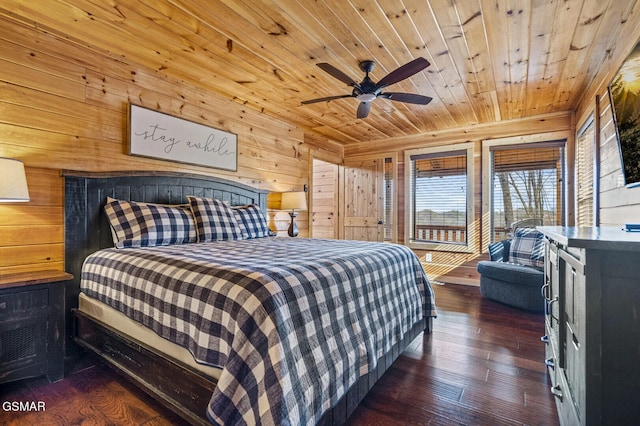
477 230 545 313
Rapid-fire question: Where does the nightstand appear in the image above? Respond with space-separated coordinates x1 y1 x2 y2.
0 270 71 384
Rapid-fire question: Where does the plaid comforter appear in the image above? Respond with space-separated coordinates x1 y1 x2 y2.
81 237 436 425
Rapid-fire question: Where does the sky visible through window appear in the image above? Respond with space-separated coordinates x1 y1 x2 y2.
415 175 466 213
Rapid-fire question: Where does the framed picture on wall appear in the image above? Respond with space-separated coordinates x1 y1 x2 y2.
128 104 238 172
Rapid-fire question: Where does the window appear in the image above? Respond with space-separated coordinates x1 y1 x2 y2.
576 116 595 226
489 141 565 242
405 143 474 251
383 157 394 241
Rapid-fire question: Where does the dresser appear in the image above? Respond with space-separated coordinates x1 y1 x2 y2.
0 270 71 384
538 227 640 425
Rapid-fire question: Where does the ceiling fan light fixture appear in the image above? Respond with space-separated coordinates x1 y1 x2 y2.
356 93 376 102
303 58 431 118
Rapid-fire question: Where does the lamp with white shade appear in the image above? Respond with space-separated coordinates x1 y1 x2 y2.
0 158 30 202
280 191 307 237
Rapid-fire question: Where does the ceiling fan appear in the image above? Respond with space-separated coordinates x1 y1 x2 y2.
302 57 433 119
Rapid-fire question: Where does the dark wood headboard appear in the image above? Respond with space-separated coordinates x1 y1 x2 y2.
62 170 268 353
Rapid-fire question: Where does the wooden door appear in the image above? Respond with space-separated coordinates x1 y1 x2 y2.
311 159 339 239
340 158 384 241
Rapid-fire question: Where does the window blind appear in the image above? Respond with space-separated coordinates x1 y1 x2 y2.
490 142 564 242
576 119 595 226
409 151 467 244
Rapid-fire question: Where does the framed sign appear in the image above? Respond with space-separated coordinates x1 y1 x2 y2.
128 104 238 171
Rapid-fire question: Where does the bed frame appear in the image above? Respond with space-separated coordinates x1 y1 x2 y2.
63 170 430 425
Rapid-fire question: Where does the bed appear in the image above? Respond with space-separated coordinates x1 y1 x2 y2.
64 170 436 425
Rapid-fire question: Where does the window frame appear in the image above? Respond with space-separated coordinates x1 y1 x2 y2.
404 142 475 252
481 133 569 252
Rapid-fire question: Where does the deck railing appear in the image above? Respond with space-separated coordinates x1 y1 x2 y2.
414 225 467 243
414 225 511 243
492 227 511 242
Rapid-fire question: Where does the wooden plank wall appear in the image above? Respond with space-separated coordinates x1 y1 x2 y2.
573 11 640 228
0 168 64 273
0 17 342 275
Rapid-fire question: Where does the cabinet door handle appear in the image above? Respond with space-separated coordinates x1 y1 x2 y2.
550 385 563 400
545 357 555 369
541 282 550 301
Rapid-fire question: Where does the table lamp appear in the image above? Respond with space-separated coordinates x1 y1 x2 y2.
0 158 30 202
280 191 307 237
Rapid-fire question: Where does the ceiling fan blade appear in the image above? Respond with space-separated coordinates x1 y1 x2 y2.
375 57 430 89
316 63 359 86
301 94 352 105
380 92 433 105
356 102 371 119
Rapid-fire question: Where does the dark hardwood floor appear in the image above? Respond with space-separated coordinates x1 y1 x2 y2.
347 283 559 425
1 283 559 425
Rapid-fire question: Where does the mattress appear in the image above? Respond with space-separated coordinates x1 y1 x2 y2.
78 292 222 380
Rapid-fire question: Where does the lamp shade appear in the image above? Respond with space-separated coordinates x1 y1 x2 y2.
0 158 30 202
280 191 307 211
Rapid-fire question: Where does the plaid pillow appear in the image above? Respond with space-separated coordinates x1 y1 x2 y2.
232 204 274 239
187 196 244 242
104 198 197 248
509 228 545 268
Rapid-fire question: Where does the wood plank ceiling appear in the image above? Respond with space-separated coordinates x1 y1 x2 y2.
1 0 637 145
